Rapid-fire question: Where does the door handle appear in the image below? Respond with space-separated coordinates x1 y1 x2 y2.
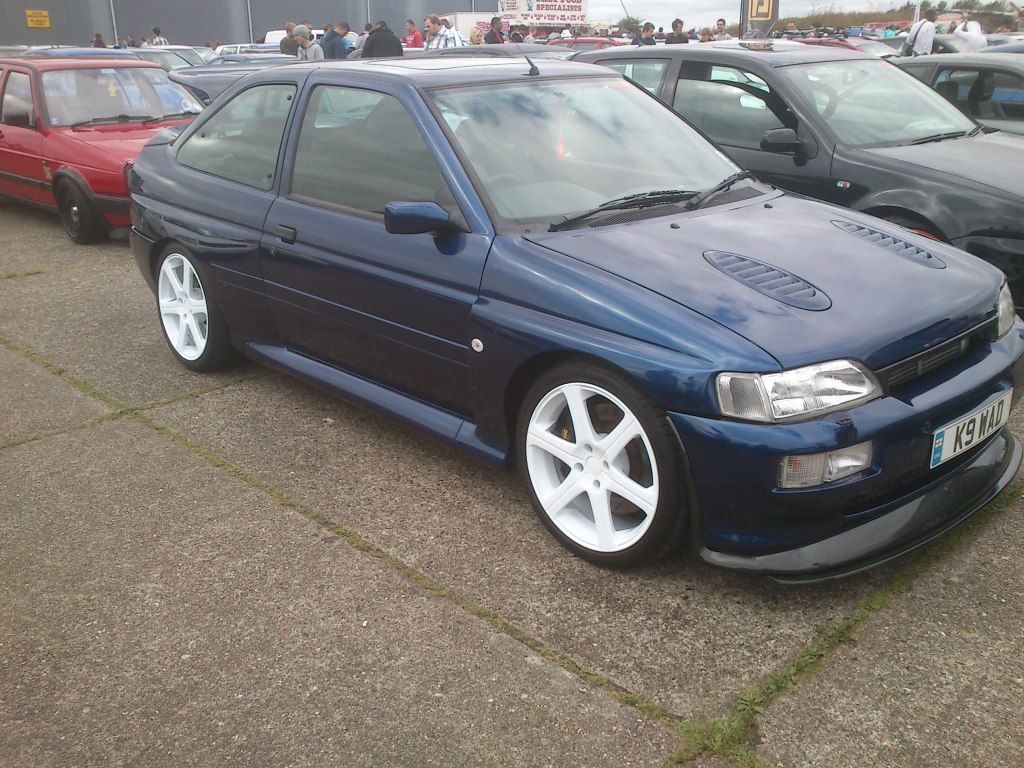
274 224 296 244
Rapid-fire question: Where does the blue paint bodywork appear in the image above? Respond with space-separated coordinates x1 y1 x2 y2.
129 59 1024 577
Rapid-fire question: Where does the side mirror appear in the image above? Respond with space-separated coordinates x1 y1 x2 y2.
760 127 803 154
384 202 459 235
6 109 33 129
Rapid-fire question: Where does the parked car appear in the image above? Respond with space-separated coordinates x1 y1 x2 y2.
575 42 1024 304
170 57 301 102
129 58 1022 581
22 46 139 59
0 56 201 242
215 43 261 55
192 47 219 63
149 45 207 66
129 48 193 71
797 36 899 58
984 42 1024 55
553 37 631 51
897 53 1024 135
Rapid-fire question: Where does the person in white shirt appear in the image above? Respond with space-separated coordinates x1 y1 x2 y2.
560 27 572 38
905 9 937 56
423 13 465 49
952 14 988 53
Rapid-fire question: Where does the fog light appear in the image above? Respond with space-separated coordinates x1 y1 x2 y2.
778 441 872 489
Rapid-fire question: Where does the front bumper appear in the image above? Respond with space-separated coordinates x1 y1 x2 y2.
700 430 1020 582
669 321 1024 580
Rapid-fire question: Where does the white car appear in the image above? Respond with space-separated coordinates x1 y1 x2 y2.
263 29 325 47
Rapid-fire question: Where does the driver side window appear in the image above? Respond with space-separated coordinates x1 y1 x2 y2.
672 63 790 150
1 71 34 127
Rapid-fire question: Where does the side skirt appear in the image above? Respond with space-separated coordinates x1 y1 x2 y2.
245 342 509 466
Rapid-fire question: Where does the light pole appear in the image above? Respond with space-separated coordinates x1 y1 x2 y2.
246 0 254 43
108 0 118 41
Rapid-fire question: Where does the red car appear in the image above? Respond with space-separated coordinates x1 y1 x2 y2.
552 37 631 51
0 57 201 243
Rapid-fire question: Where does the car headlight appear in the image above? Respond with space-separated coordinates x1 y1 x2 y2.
997 283 1016 337
717 360 881 422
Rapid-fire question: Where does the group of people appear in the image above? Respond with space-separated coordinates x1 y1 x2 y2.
90 27 168 49
632 18 733 46
904 10 990 55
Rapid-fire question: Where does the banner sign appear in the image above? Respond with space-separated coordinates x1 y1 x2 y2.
498 0 587 27
739 0 778 38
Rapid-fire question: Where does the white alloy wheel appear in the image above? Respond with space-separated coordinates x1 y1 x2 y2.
158 253 209 361
525 382 660 553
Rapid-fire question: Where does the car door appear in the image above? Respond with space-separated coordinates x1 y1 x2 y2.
668 60 836 200
261 80 492 415
158 80 299 334
931 66 1024 135
0 68 47 205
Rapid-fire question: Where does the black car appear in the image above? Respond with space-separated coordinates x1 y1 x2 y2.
170 57 302 102
898 53 1024 135
576 41 1024 303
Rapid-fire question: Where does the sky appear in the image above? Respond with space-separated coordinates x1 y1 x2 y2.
585 0 905 29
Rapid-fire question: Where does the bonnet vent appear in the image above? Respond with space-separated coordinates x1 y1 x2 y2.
703 251 831 311
832 220 945 269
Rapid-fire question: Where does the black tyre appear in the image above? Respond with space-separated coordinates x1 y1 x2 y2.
515 361 689 567
55 179 106 244
155 245 237 372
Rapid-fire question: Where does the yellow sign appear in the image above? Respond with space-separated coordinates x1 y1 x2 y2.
750 0 774 22
26 9 51 29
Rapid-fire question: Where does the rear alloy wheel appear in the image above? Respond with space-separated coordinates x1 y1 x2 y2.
517 363 687 567
55 180 105 244
156 247 236 371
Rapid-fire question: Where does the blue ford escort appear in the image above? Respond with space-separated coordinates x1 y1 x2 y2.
128 58 1023 581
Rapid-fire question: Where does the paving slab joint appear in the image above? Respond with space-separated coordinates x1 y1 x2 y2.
668 479 1023 767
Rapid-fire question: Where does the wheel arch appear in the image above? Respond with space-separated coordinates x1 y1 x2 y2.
860 205 947 240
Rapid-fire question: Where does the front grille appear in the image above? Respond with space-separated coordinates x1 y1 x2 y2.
876 318 996 389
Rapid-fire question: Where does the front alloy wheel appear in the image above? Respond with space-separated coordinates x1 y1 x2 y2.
155 246 236 371
517 364 687 566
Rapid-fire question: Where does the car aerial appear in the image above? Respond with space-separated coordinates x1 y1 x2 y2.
575 42 1024 305
0 56 202 242
170 56 301 102
897 53 1024 136
129 57 1022 581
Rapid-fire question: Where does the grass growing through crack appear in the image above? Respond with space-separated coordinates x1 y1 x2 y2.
673 478 1023 766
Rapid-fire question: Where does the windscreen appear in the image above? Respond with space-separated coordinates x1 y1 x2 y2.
42 67 203 126
428 76 739 229
781 58 978 147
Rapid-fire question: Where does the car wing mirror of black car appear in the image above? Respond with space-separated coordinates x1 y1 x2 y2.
384 202 463 236
760 127 808 162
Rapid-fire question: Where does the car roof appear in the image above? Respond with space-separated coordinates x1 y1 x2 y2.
0 56 161 71
574 39 876 66
899 52 1024 68
262 57 613 87
19 46 140 59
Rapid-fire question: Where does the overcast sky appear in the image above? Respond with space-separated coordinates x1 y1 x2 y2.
587 1 902 29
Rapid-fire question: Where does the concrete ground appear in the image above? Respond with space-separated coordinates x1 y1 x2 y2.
1 203 1021 767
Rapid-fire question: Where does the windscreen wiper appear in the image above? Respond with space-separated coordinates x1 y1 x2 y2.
71 114 155 129
142 111 196 123
907 130 970 145
684 171 756 211
548 189 697 232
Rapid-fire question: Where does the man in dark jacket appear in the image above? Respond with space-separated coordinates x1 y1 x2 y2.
280 22 299 55
361 21 404 58
321 23 351 59
484 17 505 44
632 22 656 45
665 18 688 43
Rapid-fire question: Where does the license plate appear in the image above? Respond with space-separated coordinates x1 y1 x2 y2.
930 390 1012 469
